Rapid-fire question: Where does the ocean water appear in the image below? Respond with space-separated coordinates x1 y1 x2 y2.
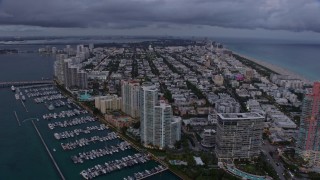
215 38 320 81
0 47 178 179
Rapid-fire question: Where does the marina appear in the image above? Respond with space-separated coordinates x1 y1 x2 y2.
13 87 29 112
48 116 96 129
7 84 178 179
54 124 108 140
43 109 89 120
0 44 179 180
80 153 150 180
71 141 131 164
60 132 119 151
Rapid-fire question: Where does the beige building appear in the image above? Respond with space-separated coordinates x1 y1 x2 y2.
95 95 122 114
245 68 254 81
213 74 224 86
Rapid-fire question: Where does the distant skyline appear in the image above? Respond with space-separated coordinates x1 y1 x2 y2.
0 0 320 41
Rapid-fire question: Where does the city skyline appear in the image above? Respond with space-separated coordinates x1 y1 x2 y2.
1 35 319 179
1 0 320 178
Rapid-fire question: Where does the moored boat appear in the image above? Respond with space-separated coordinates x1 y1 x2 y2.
15 94 20 100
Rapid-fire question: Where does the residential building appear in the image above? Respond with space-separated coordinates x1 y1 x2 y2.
105 115 135 128
78 70 88 89
215 113 265 161
62 58 88 89
213 74 224 86
95 95 122 114
201 129 216 148
170 116 182 146
154 101 173 149
140 82 158 147
121 80 140 118
245 68 254 81
296 82 320 168
53 54 68 84
139 83 181 149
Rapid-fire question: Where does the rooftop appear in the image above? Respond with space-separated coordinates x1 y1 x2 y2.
193 156 204 166
218 112 264 120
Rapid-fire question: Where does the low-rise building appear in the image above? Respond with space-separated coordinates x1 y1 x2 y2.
95 95 122 114
105 115 135 128
213 74 224 86
201 129 216 148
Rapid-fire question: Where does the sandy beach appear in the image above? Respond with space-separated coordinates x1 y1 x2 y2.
231 51 313 84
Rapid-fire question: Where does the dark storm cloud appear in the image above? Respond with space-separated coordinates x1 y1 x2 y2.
0 0 319 32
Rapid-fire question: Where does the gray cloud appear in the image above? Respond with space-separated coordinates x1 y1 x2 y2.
0 0 319 32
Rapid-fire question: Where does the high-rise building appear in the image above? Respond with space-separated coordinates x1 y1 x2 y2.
139 83 181 149
121 80 140 118
63 58 74 88
64 45 75 56
140 82 158 147
296 82 320 167
215 113 264 161
170 116 182 145
62 59 88 90
68 65 79 88
76 44 85 55
153 101 173 149
77 70 88 89
53 54 68 84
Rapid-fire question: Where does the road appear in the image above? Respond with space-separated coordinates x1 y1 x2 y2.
262 141 286 180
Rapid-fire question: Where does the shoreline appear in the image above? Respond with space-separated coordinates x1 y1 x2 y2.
229 50 313 84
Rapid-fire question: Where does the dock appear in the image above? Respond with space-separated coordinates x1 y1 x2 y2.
0 80 53 88
20 99 28 112
13 111 21 126
136 167 168 180
31 120 65 180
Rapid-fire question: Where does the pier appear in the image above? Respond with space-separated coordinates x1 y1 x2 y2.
0 80 53 88
13 111 21 126
136 167 168 180
31 120 65 180
20 99 28 112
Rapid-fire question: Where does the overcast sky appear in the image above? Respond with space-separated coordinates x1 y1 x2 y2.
0 0 320 40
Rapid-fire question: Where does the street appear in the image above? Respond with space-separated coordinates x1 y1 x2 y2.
262 140 286 180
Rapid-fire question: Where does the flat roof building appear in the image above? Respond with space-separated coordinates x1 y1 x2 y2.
95 95 122 114
215 112 264 161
